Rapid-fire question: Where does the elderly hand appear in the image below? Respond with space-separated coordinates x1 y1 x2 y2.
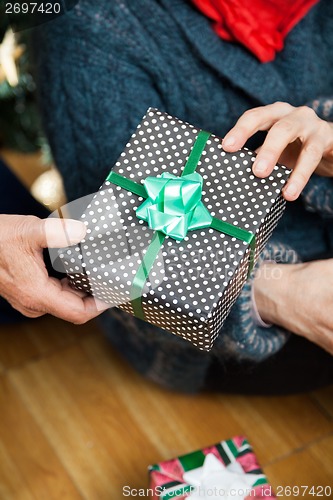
254 260 333 355
0 214 109 323
223 102 333 201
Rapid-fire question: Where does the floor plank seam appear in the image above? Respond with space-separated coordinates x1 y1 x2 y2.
262 431 333 468
308 393 333 422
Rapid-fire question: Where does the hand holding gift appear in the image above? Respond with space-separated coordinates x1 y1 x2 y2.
0 214 108 323
223 101 333 200
223 102 333 356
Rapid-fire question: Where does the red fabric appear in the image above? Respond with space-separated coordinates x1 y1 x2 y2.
191 0 320 62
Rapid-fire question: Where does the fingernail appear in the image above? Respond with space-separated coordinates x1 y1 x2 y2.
64 220 87 243
284 183 298 198
223 136 236 147
254 159 268 174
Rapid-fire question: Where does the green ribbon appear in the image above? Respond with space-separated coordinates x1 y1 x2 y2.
107 130 255 320
161 485 193 500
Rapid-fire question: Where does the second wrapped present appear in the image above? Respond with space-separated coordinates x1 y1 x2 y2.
148 436 276 499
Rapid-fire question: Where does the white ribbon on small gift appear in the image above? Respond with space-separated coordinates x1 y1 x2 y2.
183 453 263 500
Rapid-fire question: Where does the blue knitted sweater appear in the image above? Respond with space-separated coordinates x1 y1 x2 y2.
33 0 333 392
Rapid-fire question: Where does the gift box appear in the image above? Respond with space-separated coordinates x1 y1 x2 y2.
59 108 290 350
148 436 276 499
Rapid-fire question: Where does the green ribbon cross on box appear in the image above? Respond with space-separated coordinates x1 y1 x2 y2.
59 108 290 351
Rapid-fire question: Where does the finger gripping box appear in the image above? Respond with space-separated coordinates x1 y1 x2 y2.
59 108 290 351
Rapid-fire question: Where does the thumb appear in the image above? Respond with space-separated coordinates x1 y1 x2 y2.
32 218 87 249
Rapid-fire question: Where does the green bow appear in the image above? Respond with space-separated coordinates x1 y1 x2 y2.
107 130 256 321
136 172 212 240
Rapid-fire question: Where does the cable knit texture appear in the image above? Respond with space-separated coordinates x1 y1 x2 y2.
33 0 333 392
302 99 333 218
215 242 301 362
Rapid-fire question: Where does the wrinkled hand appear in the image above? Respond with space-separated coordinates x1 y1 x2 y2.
0 214 109 323
223 102 333 201
254 260 333 355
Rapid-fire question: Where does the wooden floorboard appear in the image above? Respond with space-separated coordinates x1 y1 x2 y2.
264 436 333 493
81 333 333 465
1 141 332 498
311 386 333 420
0 317 331 499
0 317 94 370
0 376 82 500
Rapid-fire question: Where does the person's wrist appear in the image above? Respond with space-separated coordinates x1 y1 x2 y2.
253 262 295 326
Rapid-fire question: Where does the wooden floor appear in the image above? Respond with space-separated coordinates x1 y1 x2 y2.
0 316 332 499
0 152 332 498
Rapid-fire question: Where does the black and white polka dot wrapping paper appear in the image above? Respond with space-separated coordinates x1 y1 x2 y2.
59 108 291 351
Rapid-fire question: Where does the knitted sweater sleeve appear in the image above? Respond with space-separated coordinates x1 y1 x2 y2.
32 4 164 203
212 240 301 362
301 98 333 218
